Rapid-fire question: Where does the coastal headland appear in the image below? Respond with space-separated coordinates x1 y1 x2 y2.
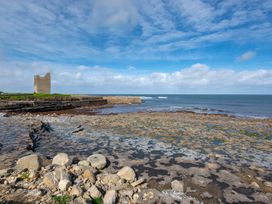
0 108 271 203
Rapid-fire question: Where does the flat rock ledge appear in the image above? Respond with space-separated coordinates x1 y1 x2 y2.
0 153 197 204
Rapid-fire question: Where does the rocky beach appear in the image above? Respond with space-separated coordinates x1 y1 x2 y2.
0 111 272 203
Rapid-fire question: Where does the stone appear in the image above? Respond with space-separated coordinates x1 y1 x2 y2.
264 181 272 188
54 166 70 181
131 178 145 187
27 189 42 197
103 190 117 204
78 160 90 167
171 180 184 192
52 153 71 166
73 197 87 204
87 154 107 169
16 154 41 171
58 179 71 191
192 175 212 187
88 185 102 198
70 185 83 197
43 172 58 190
223 189 252 203
117 166 136 182
82 169 96 183
201 192 213 199
102 174 120 186
138 189 160 203
0 169 9 177
251 181 260 189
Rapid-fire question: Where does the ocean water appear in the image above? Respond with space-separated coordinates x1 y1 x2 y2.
96 95 272 118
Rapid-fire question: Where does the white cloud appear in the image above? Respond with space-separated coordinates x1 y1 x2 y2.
0 62 271 94
236 51 256 62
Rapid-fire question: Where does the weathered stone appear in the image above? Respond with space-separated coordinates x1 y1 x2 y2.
138 189 160 204
117 166 136 182
171 180 184 192
58 179 71 191
192 175 212 187
131 178 145 187
87 154 107 169
70 185 83 197
102 174 120 186
54 166 70 181
201 192 213 199
43 172 58 190
82 169 96 183
78 160 90 167
52 153 71 166
103 190 117 204
16 154 41 171
88 185 102 198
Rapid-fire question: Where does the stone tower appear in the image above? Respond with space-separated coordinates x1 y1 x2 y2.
34 72 51 94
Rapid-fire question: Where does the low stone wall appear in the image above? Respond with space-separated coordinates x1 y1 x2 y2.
103 96 141 104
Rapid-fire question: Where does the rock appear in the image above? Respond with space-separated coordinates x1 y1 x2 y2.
264 181 272 188
102 174 120 186
201 192 213 199
131 178 145 187
70 185 83 197
206 163 219 170
88 185 102 198
43 172 58 190
138 189 160 204
0 169 9 177
251 181 260 189
27 189 42 197
73 197 87 204
117 166 136 182
54 166 70 181
87 154 107 169
78 160 90 167
52 153 71 166
192 175 212 187
223 188 252 203
171 180 184 192
71 164 88 176
16 154 41 171
82 169 96 183
103 190 117 204
59 179 71 191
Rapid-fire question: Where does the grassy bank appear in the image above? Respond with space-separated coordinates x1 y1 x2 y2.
0 93 71 101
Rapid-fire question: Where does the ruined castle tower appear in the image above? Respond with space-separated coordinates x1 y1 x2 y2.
34 72 51 94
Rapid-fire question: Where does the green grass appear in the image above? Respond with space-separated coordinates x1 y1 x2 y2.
0 93 71 101
52 195 71 204
20 171 30 180
92 197 103 204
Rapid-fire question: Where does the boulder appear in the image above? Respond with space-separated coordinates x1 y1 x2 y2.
171 180 184 192
117 166 136 182
88 185 102 198
103 190 116 204
87 154 107 169
82 169 96 184
52 153 71 166
70 185 83 197
43 172 58 190
78 160 90 167
102 174 120 186
16 154 41 171
58 179 71 191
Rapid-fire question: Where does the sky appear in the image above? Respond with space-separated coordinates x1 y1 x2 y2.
0 0 272 94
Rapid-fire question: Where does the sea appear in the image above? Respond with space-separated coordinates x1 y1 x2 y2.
94 95 272 118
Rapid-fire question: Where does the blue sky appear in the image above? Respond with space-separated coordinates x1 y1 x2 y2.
0 0 272 94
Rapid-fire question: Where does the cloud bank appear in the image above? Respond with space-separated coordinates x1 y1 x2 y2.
0 62 271 94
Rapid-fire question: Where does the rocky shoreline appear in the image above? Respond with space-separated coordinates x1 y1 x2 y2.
0 112 272 203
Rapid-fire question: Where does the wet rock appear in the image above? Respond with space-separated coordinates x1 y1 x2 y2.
52 153 71 166
58 179 71 191
43 172 58 190
103 189 117 204
88 185 102 198
117 166 136 182
192 175 212 187
223 188 253 203
131 178 145 187
171 180 184 192
70 185 83 197
16 154 41 171
88 154 107 169
102 174 120 186
82 169 96 183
